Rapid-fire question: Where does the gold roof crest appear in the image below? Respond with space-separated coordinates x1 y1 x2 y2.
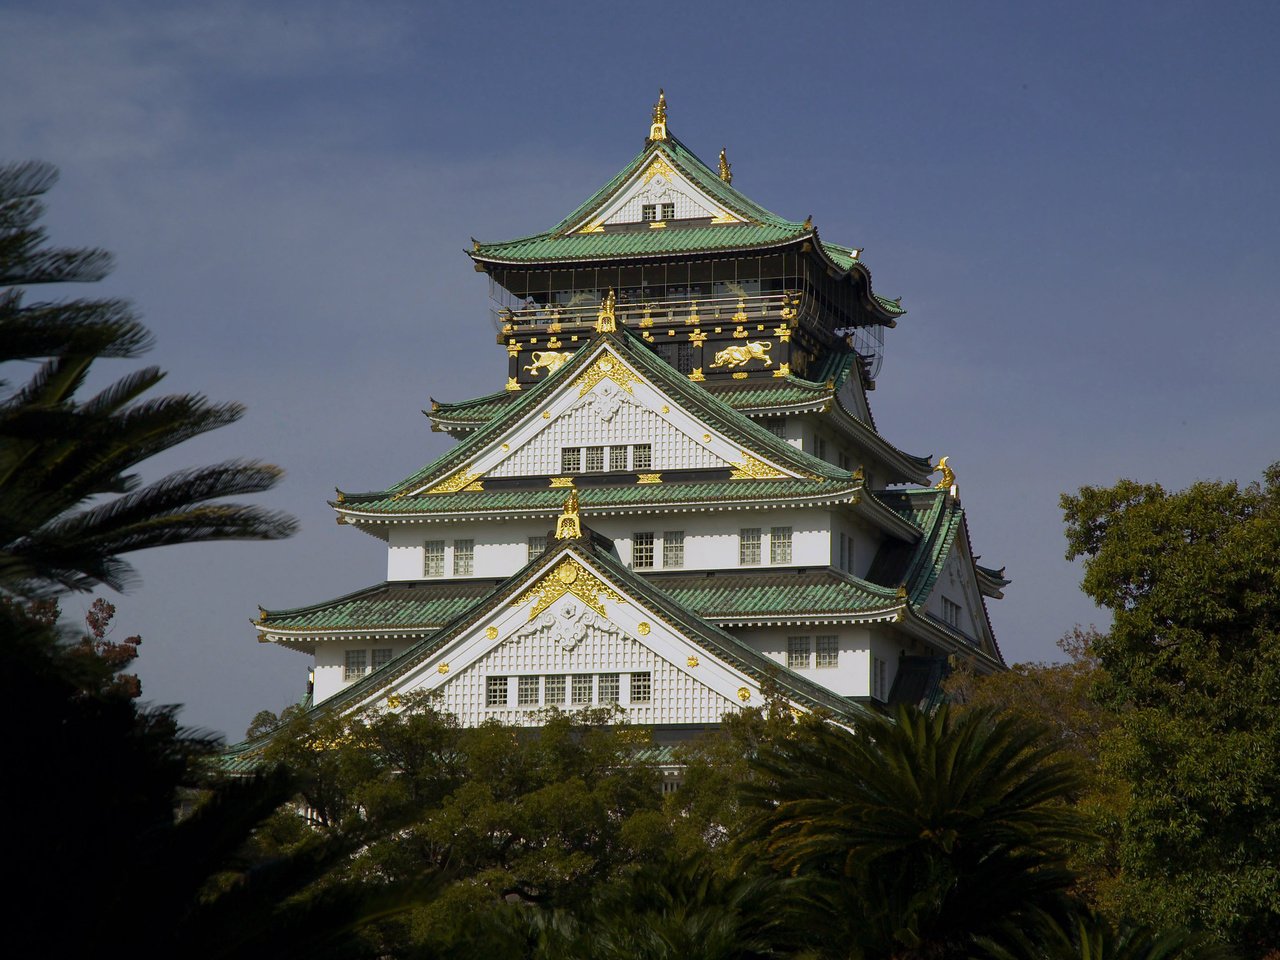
649 89 668 142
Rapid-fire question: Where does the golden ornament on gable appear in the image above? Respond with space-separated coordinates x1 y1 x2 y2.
513 555 624 620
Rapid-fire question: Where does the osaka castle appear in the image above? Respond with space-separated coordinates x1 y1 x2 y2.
252 92 1008 733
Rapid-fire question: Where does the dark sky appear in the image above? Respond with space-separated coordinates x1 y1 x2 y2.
6 0 1278 738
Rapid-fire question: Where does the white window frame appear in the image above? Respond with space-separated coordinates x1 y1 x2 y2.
598 673 620 703
662 530 684 569
739 528 762 566
630 672 652 704
344 649 367 682
486 675 509 707
423 540 445 577
632 532 655 569
815 635 838 669
517 675 540 707
453 539 474 576
632 444 652 470
571 674 593 705
787 636 810 670
527 535 547 561
545 675 566 705
770 526 793 564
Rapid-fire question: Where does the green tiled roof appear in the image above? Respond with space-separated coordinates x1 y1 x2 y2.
261 579 500 631
344 328 852 505
649 569 898 619
340 476 862 517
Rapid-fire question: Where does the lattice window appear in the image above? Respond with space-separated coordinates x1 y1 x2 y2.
545 675 566 705
739 528 762 566
630 672 652 704
486 675 508 706
816 636 838 668
599 673 620 703
663 531 685 568
633 444 652 470
528 536 547 561
943 597 962 628
585 446 605 472
642 203 658 221
518 675 539 706
571 674 593 704
632 532 655 569
787 636 810 670
343 649 367 682
371 648 393 671
770 526 793 564
453 539 474 576
661 202 675 220
766 420 788 439
610 446 627 471
423 540 445 577
561 447 581 472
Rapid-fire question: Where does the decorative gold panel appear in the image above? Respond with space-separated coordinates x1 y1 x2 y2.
505 377 521 392
636 473 662 484
426 468 484 495
688 329 706 346
574 353 638 396
513 556 625 620
688 368 706 382
772 362 791 378
524 351 573 377
710 341 773 369
550 476 575 488
730 454 786 480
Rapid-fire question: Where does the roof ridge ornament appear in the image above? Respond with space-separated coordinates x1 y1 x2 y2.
649 89 668 142
718 148 732 184
596 287 617 332
555 490 582 540
933 456 957 495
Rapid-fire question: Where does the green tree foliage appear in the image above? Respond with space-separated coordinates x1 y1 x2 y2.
743 704 1092 960
0 160 295 598
1062 468 1280 953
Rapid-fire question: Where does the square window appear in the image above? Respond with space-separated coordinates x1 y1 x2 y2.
661 202 675 220
571 674 593 704
561 448 581 472
787 636 810 670
642 203 657 221
371 648 393 671
423 540 445 577
767 420 788 439
585 446 605 472
344 649 367 682
610 446 627 471
663 531 685 568
739 528 762 566
770 526 793 564
630 672 652 704
632 532 655 569
486 675 508 707
816 636 838 668
518 675 539 706
545 675 566 705
599 673 620 703
453 539 474 576
527 535 547 561
633 444 652 470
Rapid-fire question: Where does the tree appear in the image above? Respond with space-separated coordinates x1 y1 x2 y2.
743 704 1092 960
1062 467 1280 955
0 160 295 599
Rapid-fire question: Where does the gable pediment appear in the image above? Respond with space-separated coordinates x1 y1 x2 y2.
572 148 745 232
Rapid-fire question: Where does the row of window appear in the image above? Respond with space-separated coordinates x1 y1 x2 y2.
424 539 474 577
641 202 676 222
486 672 651 708
561 444 652 474
739 526 792 565
344 647 394 681
786 635 839 670
631 530 683 569
942 597 962 628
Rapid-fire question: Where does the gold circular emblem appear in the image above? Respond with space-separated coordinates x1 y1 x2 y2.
737 687 751 702
485 626 498 640
637 622 650 635
687 655 699 668
600 358 614 371
558 563 579 585
437 662 450 674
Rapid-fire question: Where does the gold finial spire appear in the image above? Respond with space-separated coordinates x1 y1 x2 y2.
555 490 582 540
596 287 617 332
718 147 732 184
649 89 668 142
933 456 956 491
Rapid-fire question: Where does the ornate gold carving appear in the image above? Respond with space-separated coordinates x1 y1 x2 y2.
427 468 483 495
547 337 562 348
710 341 773 369
575 353 637 396
640 305 653 328
648 88 668 142
335 489 346 503
732 326 748 338
688 329 706 346
524 351 573 377
649 221 667 229
732 298 748 323
688 368 706 382
505 377 521 392
555 490 582 539
437 663 450 674
550 476 575 488
732 371 748 379
773 324 792 341
718 147 732 184
661 405 670 414
637 622 651 636
506 340 520 357
387 693 403 708
642 331 654 342
513 555 624 620
852 466 865 481
737 687 752 702
934 456 956 490
485 626 498 640
636 473 662 484
464 480 484 492
579 220 604 234
257 606 268 624
702 433 711 442
710 213 737 224
688 301 700 324
730 454 786 480
772 362 791 378
547 322 562 333
542 410 551 419
641 154 674 185
779 293 801 321
596 288 617 333
687 655 699 668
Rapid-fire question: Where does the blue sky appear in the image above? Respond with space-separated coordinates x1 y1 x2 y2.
5 0 1278 737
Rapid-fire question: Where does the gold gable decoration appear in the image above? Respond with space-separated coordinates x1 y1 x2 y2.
425 468 484 495
574 352 638 397
730 453 787 481
555 490 582 540
513 555 625 620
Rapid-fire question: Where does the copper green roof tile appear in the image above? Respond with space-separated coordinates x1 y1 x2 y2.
648 569 898 619
261 580 499 631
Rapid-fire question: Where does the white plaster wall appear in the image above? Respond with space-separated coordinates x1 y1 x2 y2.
734 625 879 698
923 541 981 643
314 640 413 703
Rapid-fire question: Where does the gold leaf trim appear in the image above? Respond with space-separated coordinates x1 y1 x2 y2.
729 454 786 480
426 468 484 495
636 473 662 484
574 353 638 397
512 556 625 620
